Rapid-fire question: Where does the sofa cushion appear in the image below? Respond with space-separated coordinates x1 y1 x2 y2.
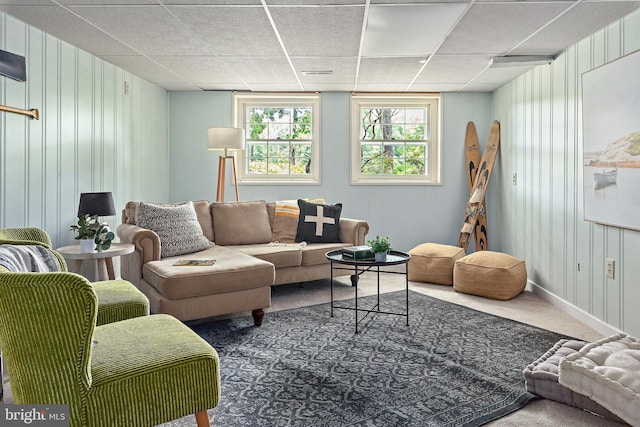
211 200 272 245
301 242 352 266
142 246 275 300
135 201 212 258
295 199 342 243
124 200 214 242
523 339 623 421
229 243 303 269
271 200 300 243
558 333 640 426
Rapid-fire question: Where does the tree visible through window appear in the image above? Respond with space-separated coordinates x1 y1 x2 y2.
235 94 321 184
360 107 427 175
246 107 312 175
351 95 440 185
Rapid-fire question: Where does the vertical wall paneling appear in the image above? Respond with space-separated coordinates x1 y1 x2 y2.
0 11 168 250
491 8 640 337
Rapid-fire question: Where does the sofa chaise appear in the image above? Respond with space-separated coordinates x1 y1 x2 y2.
116 199 370 324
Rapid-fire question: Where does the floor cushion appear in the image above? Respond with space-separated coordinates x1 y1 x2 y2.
407 243 465 286
453 251 526 300
523 339 623 421
559 333 640 426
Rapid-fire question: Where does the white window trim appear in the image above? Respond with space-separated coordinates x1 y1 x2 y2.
234 93 321 185
350 94 441 185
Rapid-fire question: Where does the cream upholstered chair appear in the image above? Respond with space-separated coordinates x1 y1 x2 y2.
0 272 220 427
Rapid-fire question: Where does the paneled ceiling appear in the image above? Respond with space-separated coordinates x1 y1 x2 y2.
1 0 639 92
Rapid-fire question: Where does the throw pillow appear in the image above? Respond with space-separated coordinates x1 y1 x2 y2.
135 201 212 258
295 199 342 243
271 198 327 243
211 200 272 245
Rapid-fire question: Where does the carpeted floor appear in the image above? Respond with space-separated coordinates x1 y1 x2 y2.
168 290 571 427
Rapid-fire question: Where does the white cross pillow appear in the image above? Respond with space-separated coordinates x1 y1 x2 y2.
295 199 342 243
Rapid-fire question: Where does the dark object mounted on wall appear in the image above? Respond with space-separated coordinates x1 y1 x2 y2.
0 49 26 82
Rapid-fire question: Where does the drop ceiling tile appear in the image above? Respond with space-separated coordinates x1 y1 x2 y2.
152 56 248 84
0 6 137 56
354 83 417 92
154 56 298 86
406 83 465 92
438 2 572 55
358 57 424 84
58 0 158 4
199 83 252 91
363 4 467 57
512 2 640 55
416 55 490 84
68 5 213 55
460 82 502 92
269 0 364 4
470 65 537 85
161 0 260 4
302 83 355 91
168 5 283 56
102 55 189 85
270 5 364 57
237 83 304 92
0 1 50 4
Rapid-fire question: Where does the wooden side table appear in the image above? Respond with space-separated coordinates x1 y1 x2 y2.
57 243 134 282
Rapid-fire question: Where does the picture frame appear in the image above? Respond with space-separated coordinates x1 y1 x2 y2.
582 49 640 231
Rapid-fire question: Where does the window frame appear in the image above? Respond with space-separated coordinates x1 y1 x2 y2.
234 93 321 185
350 94 441 185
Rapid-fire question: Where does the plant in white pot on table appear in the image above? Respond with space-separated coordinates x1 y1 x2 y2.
367 235 391 262
70 214 115 253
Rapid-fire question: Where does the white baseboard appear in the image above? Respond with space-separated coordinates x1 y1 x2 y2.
528 281 622 337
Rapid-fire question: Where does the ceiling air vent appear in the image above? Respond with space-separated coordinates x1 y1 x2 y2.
301 70 333 76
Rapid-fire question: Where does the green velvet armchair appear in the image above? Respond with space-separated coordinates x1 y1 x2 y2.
0 272 220 427
0 227 149 326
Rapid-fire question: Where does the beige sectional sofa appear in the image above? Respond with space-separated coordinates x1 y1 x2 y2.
116 199 369 325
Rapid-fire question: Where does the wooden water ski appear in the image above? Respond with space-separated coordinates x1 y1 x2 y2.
457 120 500 251
464 121 489 251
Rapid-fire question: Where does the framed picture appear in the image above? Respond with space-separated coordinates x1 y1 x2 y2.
582 49 640 231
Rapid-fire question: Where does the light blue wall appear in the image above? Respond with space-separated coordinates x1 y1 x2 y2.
0 12 169 248
490 8 640 337
168 91 492 252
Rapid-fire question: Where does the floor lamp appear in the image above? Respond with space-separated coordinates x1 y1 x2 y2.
207 127 245 202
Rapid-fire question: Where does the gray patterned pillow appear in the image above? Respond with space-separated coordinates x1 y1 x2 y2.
136 201 212 258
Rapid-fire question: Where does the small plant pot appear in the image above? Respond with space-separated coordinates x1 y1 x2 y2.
374 252 387 262
80 239 95 253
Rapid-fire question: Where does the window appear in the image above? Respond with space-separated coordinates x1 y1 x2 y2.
234 93 321 184
350 94 441 185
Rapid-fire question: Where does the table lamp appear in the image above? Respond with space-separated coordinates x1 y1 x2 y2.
207 127 245 202
78 192 116 217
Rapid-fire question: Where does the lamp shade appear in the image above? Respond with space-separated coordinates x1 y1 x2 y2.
207 128 245 151
78 192 116 216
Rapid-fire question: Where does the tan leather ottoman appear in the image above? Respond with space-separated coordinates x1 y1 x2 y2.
453 251 526 300
408 243 465 285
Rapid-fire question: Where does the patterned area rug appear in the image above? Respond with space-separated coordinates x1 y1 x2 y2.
186 290 568 427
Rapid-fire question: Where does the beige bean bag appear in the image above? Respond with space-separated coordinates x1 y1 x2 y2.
453 251 526 300
408 243 465 286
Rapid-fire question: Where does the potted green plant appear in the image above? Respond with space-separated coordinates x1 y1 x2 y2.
367 235 391 262
70 214 115 253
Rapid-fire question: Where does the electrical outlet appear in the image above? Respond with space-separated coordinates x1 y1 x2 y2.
606 258 615 279
512 172 517 186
